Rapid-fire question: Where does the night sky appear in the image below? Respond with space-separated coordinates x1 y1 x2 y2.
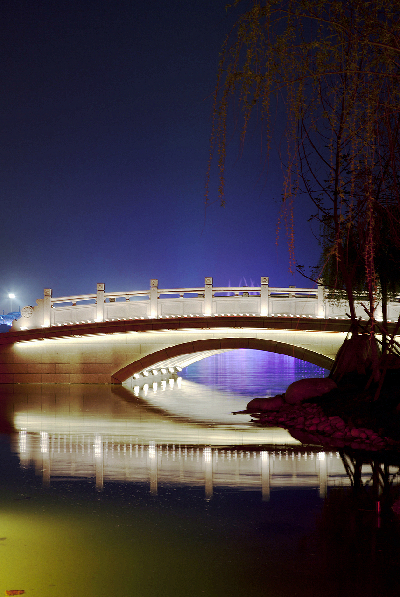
1 0 319 312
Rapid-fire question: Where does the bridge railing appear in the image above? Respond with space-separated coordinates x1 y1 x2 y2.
12 277 400 331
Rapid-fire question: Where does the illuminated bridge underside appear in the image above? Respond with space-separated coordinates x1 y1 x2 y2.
0 316 356 384
113 338 334 384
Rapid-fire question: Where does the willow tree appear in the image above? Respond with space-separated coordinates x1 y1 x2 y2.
207 0 400 342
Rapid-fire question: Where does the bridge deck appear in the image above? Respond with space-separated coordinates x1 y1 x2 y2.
3 315 354 345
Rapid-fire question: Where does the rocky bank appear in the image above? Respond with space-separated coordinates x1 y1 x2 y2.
245 374 400 452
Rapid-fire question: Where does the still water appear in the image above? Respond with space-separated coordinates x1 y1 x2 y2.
1 350 400 597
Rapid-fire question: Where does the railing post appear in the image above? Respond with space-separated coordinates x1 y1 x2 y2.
260 277 269 316
96 283 105 322
204 277 213 316
150 279 158 318
317 279 325 318
43 288 52 327
375 304 383 322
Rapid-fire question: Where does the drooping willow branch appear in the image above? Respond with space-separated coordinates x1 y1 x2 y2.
207 0 400 322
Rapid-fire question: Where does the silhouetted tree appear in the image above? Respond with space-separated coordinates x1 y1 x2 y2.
208 0 400 384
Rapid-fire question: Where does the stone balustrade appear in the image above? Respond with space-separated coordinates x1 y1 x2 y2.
12 277 400 331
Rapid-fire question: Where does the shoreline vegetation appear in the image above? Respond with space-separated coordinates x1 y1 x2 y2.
209 0 400 453
243 332 400 452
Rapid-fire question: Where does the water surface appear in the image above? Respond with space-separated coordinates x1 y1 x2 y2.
1 351 400 597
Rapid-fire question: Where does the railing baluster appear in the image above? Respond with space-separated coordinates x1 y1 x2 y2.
43 288 52 328
96 283 105 322
260 277 269 316
19 277 400 331
204 277 213 316
150 279 158 319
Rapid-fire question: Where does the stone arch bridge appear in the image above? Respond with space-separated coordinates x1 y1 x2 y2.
1 278 399 384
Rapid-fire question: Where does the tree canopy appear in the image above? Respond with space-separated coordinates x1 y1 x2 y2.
207 0 400 323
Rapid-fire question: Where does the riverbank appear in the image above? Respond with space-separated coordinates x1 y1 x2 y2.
247 371 400 452
249 400 400 451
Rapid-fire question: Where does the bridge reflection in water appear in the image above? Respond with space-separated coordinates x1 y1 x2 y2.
6 380 400 502
18 430 362 500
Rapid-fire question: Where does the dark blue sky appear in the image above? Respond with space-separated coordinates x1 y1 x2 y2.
1 0 319 311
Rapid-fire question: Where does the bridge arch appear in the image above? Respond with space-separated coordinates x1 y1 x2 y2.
111 337 334 384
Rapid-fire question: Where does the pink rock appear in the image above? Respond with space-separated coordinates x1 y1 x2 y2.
333 439 346 448
246 395 285 412
285 378 337 404
329 416 343 423
332 431 345 438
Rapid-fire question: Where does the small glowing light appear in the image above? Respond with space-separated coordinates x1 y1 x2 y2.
149 441 156 459
152 369 158 375
94 434 102 458
19 429 27 453
133 373 140 379
8 293 15 299
40 431 49 453
204 446 212 462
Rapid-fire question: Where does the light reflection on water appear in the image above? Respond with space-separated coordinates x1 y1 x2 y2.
1 351 400 597
181 349 327 397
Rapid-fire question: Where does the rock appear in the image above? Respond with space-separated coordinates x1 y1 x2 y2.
284 377 337 404
332 431 345 438
330 334 381 381
246 395 285 412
